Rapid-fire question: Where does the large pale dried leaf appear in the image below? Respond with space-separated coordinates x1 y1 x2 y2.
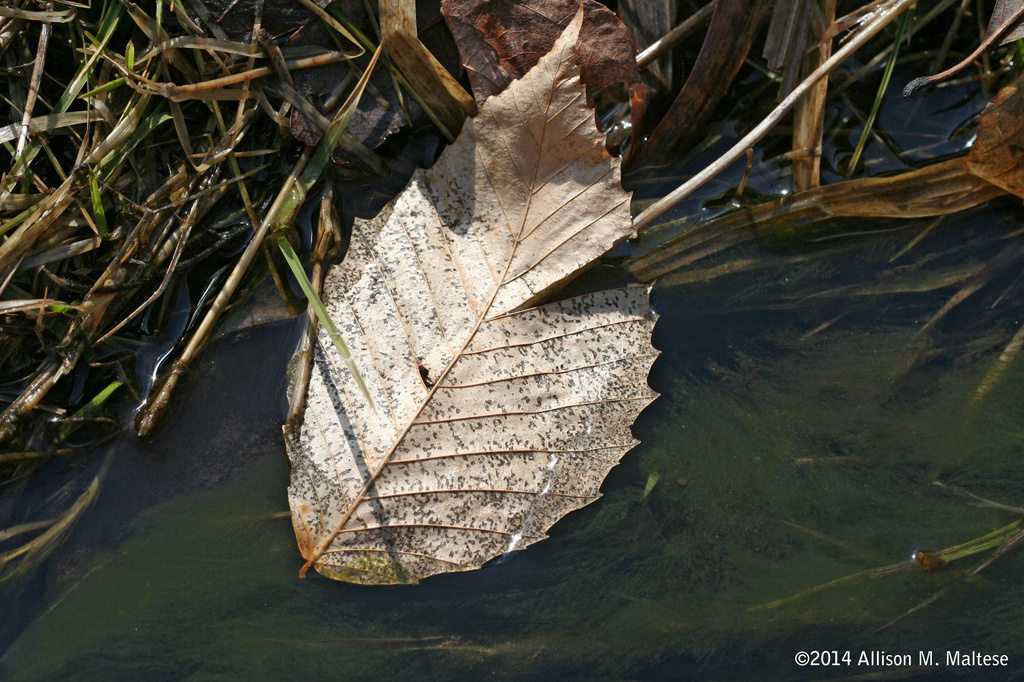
967 73 1024 198
441 0 640 106
285 12 658 584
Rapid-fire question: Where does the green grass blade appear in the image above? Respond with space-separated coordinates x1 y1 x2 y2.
300 44 383 187
79 78 126 99
58 380 123 441
276 234 374 408
98 108 171 182
262 46 384 407
847 10 912 175
88 173 108 236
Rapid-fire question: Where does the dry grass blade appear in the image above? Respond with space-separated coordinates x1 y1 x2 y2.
933 481 1024 515
136 37 258 64
628 158 1005 281
119 52 349 102
0 112 100 145
791 0 836 192
21 235 103 268
903 1 1024 97
0 520 56 544
0 6 75 22
380 0 475 136
0 451 112 584
14 12 52 157
972 318 1024 403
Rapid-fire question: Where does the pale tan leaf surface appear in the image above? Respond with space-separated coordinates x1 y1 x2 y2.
285 10 658 584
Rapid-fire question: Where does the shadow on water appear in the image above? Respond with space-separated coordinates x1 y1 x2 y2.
0 314 304 658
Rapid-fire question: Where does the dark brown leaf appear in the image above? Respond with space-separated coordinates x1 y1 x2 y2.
440 0 641 106
966 74 1024 198
986 0 1024 45
288 84 409 154
287 21 410 155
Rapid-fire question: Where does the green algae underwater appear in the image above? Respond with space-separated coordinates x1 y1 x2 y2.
4 194 1024 680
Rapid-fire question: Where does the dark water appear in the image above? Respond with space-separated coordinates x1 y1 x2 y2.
5 209 1024 680
4 29 1024 682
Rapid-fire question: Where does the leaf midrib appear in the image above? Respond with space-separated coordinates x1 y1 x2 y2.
301 40 573 575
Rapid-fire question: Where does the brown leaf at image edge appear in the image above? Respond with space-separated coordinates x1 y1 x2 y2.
967 72 1024 198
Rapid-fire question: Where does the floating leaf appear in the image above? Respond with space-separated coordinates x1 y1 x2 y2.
285 10 659 584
